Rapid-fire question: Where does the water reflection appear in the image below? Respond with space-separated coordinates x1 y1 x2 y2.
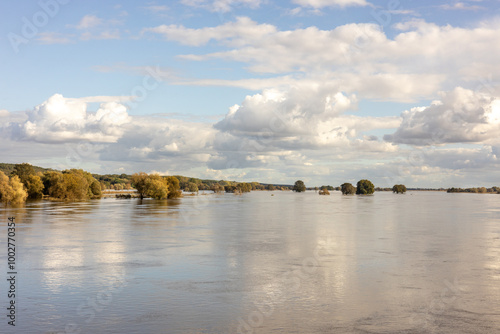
0 191 499 333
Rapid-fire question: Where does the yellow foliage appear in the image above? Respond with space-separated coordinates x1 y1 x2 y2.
0 172 28 204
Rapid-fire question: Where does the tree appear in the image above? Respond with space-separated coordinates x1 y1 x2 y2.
293 180 306 192
237 183 252 193
131 173 173 199
90 180 102 198
66 169 101 199
211 183 225 193
166 176 182 199
62 172 89 200
392 184 407 194
319 187 330 195
12 163 45 199
266 184 275 191
356 179 375 195
144 174 169 199
9 176 28 204
42 170 101 200
187 182 199 193
12 163 36 184
131 172 149 199
43 171 65 198
25 175 44 199
0 172 28 204
341 183 356 195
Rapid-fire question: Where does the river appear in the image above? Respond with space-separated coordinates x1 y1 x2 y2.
1 191 499 333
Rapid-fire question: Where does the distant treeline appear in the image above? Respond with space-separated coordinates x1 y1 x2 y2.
2 163 499 204
0 163 292 204
447 187 500 194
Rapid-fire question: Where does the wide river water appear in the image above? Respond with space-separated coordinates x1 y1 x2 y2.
1 191 500 333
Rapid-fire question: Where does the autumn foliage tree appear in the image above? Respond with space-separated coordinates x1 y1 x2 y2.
165 176 182 198
12 163 44 199
24 175 44 199
131 173 181 199
144 174 169 199
42 169 102 200
356 179 375 195
341 183 356 195
0 172 28 204
293 180 306 192
392 184 407 194
187 182 199 193
319 186 330 195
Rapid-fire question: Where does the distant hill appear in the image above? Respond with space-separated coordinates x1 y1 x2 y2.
0 163 55 175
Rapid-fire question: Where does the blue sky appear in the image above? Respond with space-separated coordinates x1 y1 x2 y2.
1 0 500 187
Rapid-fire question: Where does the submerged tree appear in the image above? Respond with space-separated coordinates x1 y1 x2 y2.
187 182 199 193
319 186 330 195
236 183 252 193
42 169 102 200
144 174 169 199
392 184 407 194
131 173 181 199
293 180 306 192
131 172 149 199
166 176 182 199
210 183 225 193
132 173 169 199
356 179 375 195
341 183 356 195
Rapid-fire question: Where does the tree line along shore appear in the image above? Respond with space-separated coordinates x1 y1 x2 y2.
0 163 498 204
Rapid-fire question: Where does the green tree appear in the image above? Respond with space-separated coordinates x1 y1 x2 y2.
392 184 407 194
341 183 356 195
267 184 275 191
356 179 375 195
293 180 306 192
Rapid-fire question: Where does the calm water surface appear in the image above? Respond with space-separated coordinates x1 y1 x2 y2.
1 191 500 333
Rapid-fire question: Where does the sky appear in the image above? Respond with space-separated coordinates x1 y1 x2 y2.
1 0 500 188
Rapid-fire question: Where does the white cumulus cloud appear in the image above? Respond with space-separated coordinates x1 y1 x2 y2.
14 94 131 143
385 87 500 145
